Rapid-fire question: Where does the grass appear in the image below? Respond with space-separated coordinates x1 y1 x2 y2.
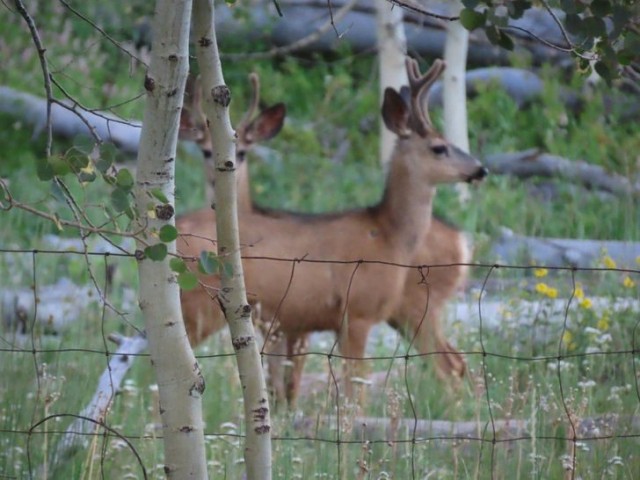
1 2 640 478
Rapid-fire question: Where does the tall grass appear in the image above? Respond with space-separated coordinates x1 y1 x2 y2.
1 3 639 478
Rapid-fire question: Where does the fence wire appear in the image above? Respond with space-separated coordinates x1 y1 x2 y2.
1 247 639 479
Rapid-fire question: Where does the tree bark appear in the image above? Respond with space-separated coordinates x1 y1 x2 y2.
375 0 407 170
192 1 272 479
443 0 471 202
134 0 209 478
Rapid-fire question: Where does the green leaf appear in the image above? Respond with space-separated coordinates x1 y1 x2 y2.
145 243 168 261
497 30 514 51
459 8 486 31
582 16 607 38
66 149 90 172
47 155 71 176
560 0 586 15
116 168 135 191
37 157 55 181
170 257 188 273
198 251 220 275
73 135 95 154
159 224 178 242
590 0 611 18
96 143 116 173
507 0 531 19
78 169 97 184
564 14 582 35
594 60 612 85
150 188 169 204
110 187 130 212
178 271 199 290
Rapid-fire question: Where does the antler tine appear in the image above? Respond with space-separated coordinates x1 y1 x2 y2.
237 72 261 139
405 58 445 134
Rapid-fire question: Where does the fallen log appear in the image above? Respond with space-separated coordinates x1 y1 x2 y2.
491 228 640 269
216 0 572 66
292 413 640 445
46 333 148 475
483 149 640 197
0 86 141 154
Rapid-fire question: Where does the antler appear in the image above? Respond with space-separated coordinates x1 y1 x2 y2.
236 72 261 142
405 57 445 136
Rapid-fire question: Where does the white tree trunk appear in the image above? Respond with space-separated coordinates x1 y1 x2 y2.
192 1 272 479
375 0 407 168
134 0 208 478
443 0 470 201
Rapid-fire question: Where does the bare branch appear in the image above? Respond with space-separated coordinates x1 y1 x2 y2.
230 0 359 60
58 0 148 67
386 0 458 21
13 0 54 157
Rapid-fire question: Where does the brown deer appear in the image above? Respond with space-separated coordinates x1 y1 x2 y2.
177 58 487 405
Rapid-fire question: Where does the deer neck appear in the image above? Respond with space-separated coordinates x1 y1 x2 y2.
376 139 436 251
236 160 253 212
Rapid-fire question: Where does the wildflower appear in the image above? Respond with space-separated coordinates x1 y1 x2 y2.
561 330 576 351
535 282 558 299
622 276 636 288
577 380 596 389
574 284 585 300
534 268 548 278
579 298 593 309
597 314 610 332
602 255 617 269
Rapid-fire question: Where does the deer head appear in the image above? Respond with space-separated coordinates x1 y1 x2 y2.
381 58 488 185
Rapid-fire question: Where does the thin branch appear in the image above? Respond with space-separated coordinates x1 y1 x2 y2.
539 0 573 49
13 0 53 157
386 0 459 21
229 0 359 60
1 181 146 240
57 0 147 67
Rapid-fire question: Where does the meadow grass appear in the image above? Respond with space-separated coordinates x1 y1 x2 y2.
1 4 639 477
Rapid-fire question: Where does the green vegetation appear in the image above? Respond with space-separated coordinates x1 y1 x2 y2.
1 2 639 479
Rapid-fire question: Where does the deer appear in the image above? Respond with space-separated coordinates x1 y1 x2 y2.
182 73 472 403
176 57 487 406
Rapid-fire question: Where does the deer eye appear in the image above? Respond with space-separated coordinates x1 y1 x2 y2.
431 144 448 156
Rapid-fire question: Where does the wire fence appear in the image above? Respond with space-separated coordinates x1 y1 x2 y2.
1 246 639 479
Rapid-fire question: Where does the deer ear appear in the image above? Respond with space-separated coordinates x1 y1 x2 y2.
246 103 286 142
382 88 411 138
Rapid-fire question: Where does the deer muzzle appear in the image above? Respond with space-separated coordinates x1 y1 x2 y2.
466 166 489 184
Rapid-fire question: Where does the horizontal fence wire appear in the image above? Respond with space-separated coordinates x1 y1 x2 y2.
1 247 639 479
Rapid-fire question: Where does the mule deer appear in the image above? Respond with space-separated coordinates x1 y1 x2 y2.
177 58 487 404
178 75 285 344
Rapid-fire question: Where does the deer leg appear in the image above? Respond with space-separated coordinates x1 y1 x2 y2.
285 333 309 409
394 299 465 384
338 318 373 403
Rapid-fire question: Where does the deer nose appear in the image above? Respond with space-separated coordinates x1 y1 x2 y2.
467 166 489 183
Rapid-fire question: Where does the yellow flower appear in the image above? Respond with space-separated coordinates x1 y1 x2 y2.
535 282 558 299
597 314 610 332
602 255 617 269
574 284 585 300
534 268 548 278
561 330 576 351
579 298 592 309
623 276 636 288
